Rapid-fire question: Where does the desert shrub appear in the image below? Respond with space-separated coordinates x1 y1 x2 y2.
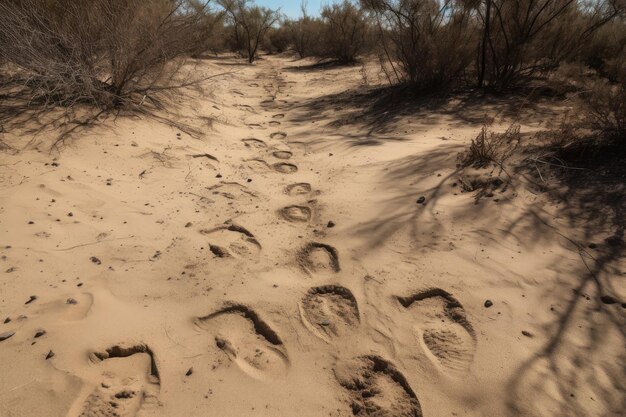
284 16 324 59
268 26 291 54
219 0 279 63
583 75 626 142
460 123 522 168
318 1 371 63
0 0 213 112
474 0 625 89
362 0 476 90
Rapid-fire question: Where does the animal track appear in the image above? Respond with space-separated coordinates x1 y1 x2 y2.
270 132 287 140
272 114 285 119
285 183 312 196
334 355 422 417
36 293 93 321
300 285 359 341
242 138 267 149
298 242 340 273
397 288 476 375
272 150 293 160
80 344 160 417
279 205 312 222
269 121 281 126
201 224 261 258
196 304 289 381
273 163 298 174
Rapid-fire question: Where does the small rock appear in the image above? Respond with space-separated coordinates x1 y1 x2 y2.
521 330 533 338
327 221 335 228
247 179 252 183
600 295 617 305
0 331 15 342
45 350 55 360
216 174 222 178
3 317 10 324
90 256 102 265
34 329 46 338
215 338 226 349
484 300 493 308
66 298 78 305
185 222 193 228
186 368 193 376
416 196 426 204
28 221 34 225
25 295 37 305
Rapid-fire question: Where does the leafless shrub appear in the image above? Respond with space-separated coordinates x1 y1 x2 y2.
0 0 223 137
284 15 323 59
460 122 522 168
318 1 371 63
582 70 626 142
363 0 476 90
220 0 279 63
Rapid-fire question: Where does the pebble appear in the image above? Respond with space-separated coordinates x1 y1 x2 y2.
45 350 55 360
521 330 533 337
66 298 78 305
186 368 193 376
416 196 426 204
34 329 46 338
327 221 335 228
484 300 493 308
90 256 102 265
25 295 37 305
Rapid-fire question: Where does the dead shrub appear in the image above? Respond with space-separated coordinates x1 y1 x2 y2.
460 122 522 169
362 0 476 90
318 1 371 63
583 75 626 142
0 0 215 112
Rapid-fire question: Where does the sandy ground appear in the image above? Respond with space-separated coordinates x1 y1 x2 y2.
0 55 624 417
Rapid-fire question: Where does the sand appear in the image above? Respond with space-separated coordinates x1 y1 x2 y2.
0 55 624 417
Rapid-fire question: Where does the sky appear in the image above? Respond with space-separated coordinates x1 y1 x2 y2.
255 0 325 18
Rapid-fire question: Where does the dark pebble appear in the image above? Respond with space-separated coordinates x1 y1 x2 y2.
215 338 226 349
66 298 78 305
327 221 335 228
185 222 193 228
216 174 222 178
34 329 46 338
416 196 426 204
484 300 493 308
600 295 618 305
186 368 193 376
521 330 533 337
25 295 37 304
90 256 102 265
45 350 55 360
3 317 10 324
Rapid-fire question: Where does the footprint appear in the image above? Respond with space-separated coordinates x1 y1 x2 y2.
80 344 160 417
242 138 267 149
334 355 423 417
269 121 281 127
270 132 287 140
298 242 340 274
272 114 285 119
279 205 312 222
300 285 359 341
201 224 261 258
273 163 298 174
397 288 476 376
285 183 312 196
272 150 293 160
196 304 289 381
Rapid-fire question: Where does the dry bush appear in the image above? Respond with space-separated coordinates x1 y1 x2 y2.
362 0 476 90
284 16 324 59
318 1 371 63
460 122 522 168
220 0 279 63
0 0 215 115
583 77 626 143
268 26 291 54
474 0 625 89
